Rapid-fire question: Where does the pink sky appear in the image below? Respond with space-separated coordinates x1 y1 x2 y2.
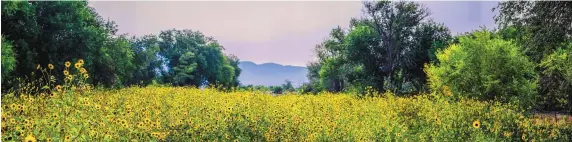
90 1 497 66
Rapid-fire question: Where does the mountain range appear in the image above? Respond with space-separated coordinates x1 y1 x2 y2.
238 61 308 87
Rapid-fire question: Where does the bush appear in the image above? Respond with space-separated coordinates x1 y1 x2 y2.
425 30 537 108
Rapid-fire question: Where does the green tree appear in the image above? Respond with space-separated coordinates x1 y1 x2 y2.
309 1 451 95
1 1 134 89
126 35 162 86
157 29 239 88
495 1 572 62
360 1 452 93
271 86 284 94
1 36 17 82
495 1 572 112
425 30 537 108
538 42 572 112
282 80 295 93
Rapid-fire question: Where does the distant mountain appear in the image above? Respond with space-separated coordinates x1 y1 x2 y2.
238 61 308 87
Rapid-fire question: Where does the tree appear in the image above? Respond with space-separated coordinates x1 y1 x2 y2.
1 36 16 82
1 1 135 89
303 62 324 94
308 1 451 95
495 1 572 112
425 30 537 108
271 86 283 94
125 35 162 86
157 29 240 88
538 42 572 112
282 80 295 93
495 1 572 62
359 1 451 93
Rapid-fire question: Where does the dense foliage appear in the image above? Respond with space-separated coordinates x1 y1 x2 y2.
305 1 572 113
1 36 16 81
494 1 572 112
425 30 537 108
0 1 240 91
538 43 572 112
307 1 451 95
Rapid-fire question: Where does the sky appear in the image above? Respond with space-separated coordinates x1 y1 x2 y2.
90 1 498 67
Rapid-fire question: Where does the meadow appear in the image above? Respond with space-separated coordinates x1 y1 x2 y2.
2 85 571 141
1 1 572 141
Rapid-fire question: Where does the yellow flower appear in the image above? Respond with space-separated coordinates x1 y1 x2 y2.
78 59 84 65
46 138 53 142
83 74 89 79
48 64 54 70
473 120 480 129
24 134 36 142
66 75 73 80
74 63 81 69
65 61 71 67
503 131 513 137
56 85 62 92
442 85 453 96
80 68 87 74
63 70 69 75
65 135 71 141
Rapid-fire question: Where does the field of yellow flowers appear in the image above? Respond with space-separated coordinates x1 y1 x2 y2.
2 85 571 141
1 59 571 141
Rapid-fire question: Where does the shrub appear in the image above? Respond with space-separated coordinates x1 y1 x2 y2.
425 30 537 108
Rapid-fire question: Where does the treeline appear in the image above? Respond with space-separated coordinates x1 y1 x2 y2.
1 1 240 92
303 1 572 112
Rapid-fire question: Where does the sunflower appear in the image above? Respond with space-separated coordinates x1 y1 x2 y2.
442 85 453 96
473 120 480 128
24 134 36 142
46 138 53 142
63 70 69 76
503 131 513 137
64 61 71 67
80 68 87 74
66 75 73 80
78 59 84 65
56 85 62 92
48 64 54 70
83 74 89 79
65 135 71 141
74 63 81 69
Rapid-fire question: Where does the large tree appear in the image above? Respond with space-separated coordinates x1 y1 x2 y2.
495 1 572 62
1 1 134 88
309 1 451 94
495 1 572 112
157 29 240 88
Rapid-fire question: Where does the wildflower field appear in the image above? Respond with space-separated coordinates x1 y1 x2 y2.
2 86 572 141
